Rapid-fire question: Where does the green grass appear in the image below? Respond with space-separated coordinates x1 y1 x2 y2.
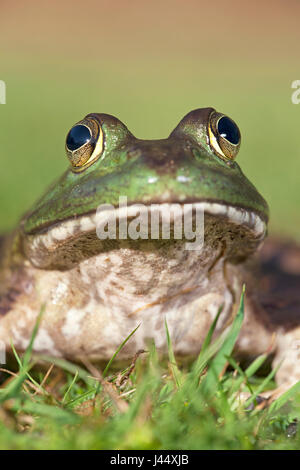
1 291 300 450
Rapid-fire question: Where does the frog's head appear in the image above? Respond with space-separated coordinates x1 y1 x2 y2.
21 108 269 269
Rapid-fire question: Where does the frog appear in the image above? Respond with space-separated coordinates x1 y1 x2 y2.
0 107 300 397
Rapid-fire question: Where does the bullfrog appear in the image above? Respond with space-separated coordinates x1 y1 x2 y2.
0 107 300 395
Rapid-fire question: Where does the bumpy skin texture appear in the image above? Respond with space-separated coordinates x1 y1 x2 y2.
0 108 299 398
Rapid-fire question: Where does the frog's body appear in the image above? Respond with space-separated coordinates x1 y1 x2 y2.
0 108 299 393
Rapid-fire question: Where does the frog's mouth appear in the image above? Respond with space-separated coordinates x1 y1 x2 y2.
23 201 267 270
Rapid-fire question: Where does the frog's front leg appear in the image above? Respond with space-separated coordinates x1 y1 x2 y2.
235 239 300 401
259 239 300 397
236 321 300 404
272 328 300 392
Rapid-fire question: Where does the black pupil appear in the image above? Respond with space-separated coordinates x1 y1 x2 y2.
67 125 91 151
217 117 240 145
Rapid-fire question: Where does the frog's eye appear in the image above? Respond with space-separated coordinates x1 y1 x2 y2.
67 125 91 151
208 112 241 160
65 118 104 171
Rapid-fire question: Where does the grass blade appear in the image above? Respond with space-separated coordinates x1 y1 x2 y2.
268 380 300 415
165 319 182 388
244 362 281 410
62 370 79 404
103 324 140 377
229 353 268 396
193 305 223 371
200 287 245 395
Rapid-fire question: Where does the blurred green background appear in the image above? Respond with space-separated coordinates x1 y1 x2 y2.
0 0 299 239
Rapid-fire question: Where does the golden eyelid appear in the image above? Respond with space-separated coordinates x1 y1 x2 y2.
66 119 104 172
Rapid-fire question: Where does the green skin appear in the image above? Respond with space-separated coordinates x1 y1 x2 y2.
6 106 300 401
23 108 268 235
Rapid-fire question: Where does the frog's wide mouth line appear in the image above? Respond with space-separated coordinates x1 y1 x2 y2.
24 201 267 256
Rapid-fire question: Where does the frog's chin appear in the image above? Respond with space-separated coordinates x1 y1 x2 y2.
23 201 267 270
